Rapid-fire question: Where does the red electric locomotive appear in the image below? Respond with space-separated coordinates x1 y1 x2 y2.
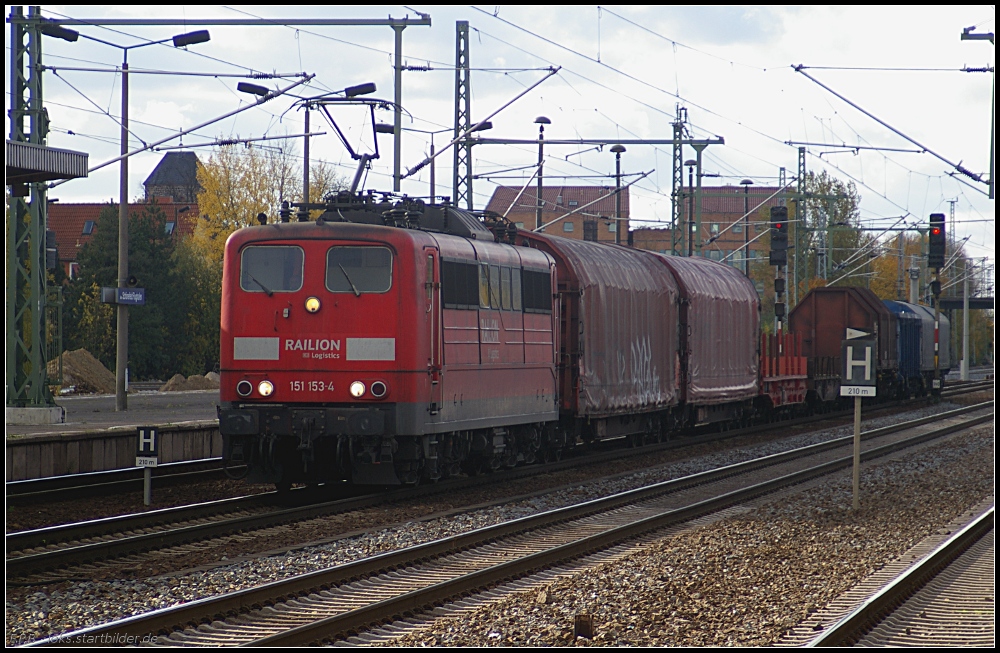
219 193 559 487
220 192 814 489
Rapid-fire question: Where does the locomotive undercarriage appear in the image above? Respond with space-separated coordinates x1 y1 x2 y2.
221 400 566 487
229 426 566 487
223 396 818 490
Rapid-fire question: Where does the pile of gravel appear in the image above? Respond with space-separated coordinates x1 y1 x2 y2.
159 372 220 392
46 349 116 395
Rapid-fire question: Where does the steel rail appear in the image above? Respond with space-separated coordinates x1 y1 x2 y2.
28 404 992 646
807 505 994 647
6 458 234 505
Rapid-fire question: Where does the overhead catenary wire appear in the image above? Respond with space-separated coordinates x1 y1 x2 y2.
794 65 990 190
30 7 992 267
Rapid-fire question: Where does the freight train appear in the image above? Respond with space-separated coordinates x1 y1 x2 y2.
218 192 948 488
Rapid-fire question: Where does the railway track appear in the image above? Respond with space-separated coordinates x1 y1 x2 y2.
6 458 235 507
30 401 991 646
7 395 992 582
8 379 990 507
808 505 994 647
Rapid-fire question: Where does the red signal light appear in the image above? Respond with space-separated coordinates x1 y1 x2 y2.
931 227 941 236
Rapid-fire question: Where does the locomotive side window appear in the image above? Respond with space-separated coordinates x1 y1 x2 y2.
500 267 512 311
522 268 553 314
326 246 392 294
479 263 491 308
441 260 479 309
489 265 501 309
240 245 304 293
511 268 522 311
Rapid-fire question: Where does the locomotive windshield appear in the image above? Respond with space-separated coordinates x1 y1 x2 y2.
326 246 393 294
240 246 304 294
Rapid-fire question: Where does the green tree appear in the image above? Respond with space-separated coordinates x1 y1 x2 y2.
171 236 222 375
64 202 188 380
788 171 870 297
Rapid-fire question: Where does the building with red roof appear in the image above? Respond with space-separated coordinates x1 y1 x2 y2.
485 183 783 269
484 185 629 244
46 152 201 278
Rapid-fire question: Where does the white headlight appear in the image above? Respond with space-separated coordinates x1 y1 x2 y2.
305 296 321 313
349 381 366 398
258 380 274 397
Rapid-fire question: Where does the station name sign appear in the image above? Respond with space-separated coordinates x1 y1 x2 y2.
101 287 146 305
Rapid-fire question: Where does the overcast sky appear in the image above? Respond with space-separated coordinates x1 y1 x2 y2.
9 5 995 266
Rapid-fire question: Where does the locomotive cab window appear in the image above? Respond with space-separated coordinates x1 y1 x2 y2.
326 246 392 294
240 245 304 293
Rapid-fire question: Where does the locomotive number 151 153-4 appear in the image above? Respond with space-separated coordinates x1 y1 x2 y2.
290 380 335 392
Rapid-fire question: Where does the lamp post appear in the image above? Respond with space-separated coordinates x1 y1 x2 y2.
740 178 753 274
685 159 697 256
535 116 551 230
611 144 626 245
77 29 211 410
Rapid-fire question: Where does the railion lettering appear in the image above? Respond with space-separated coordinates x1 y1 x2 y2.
285 338 342 352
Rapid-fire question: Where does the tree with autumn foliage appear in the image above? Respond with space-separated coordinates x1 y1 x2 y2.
866 232 926 301
192 143 346 264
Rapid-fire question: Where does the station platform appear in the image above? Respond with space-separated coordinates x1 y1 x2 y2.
5 390 221 482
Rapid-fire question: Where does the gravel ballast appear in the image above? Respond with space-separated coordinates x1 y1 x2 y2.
383 425 994 647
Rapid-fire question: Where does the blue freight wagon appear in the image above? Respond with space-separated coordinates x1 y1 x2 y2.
883 300 923 397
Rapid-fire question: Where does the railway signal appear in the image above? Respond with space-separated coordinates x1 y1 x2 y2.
769 206 788 267
928 213 946 270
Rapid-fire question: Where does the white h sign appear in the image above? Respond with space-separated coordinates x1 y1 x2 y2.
845 345 872 381
136 426 159 467
841 337 877 397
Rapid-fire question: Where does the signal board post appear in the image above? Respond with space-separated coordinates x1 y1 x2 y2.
136 426 159 506
840 330 875 510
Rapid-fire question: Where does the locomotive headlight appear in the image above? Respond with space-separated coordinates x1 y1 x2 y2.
305 296 321 313
258 380 274 397
349 381 366 398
